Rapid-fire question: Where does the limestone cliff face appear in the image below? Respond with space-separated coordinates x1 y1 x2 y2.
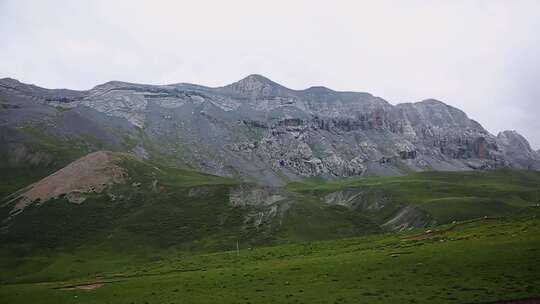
1 75 539 185
497 130 540 170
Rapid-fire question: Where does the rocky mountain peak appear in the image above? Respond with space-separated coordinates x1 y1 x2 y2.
90 80 137 92
225 74 291 98
239 74 275 84
0 77 22 87
416 99 450 107
0 78 41 92
497 130 533 152
304 86 335 93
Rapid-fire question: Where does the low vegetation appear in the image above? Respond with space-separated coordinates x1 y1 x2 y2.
1 209 539 303
1 161 539 303
289 170 540 224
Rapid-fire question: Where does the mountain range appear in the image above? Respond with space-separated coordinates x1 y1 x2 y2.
2 74 539 187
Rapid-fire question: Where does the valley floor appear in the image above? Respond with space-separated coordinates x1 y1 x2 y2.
1 211 539 304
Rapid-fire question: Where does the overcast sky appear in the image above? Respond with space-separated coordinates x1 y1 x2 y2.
1 0 539 149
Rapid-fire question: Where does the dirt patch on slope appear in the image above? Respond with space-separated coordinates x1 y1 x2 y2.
11 151 130 213
60 282 104 291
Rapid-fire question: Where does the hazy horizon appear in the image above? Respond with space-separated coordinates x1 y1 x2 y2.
1 0 539 149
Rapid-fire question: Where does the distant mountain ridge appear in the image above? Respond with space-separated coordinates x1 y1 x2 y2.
1 75 539 185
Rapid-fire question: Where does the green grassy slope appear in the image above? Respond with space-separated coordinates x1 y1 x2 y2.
288 170 540 225
0 157 382 274
2 157 540 303
0 158 243 250
1 209 539 304
2 166 539 268
0 126 97 200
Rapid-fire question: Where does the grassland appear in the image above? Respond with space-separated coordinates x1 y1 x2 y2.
1 209 539 304
1 165 540 303
288 170 540 225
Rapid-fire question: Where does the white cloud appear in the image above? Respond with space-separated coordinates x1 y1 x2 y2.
1 0 539 148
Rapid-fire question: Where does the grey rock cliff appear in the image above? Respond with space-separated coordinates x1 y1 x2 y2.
1 75 539 185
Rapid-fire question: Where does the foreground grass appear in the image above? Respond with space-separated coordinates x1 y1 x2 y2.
1 211 539 304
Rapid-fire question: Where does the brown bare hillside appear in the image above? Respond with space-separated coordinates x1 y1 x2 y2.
10 151 131 214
